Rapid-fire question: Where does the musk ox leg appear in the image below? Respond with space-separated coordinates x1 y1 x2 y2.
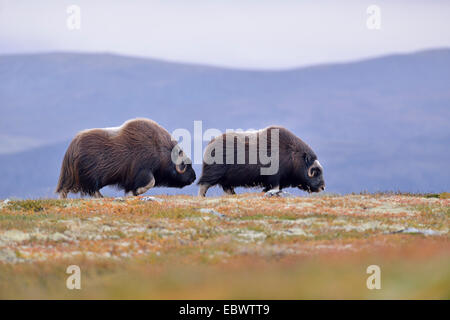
264 186 286 197
59 190 68 199
222 186 236 195
94 191 104 198
265 186 280 193
198 184 211 197
263 186 279 193
133 172 156 196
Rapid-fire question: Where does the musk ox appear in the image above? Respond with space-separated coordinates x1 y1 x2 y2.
56 118 196 198
197 126 325 196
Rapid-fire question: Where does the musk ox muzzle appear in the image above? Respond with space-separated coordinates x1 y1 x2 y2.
56 118 195 198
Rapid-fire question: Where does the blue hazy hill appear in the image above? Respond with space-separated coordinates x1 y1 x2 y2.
0 49 449 198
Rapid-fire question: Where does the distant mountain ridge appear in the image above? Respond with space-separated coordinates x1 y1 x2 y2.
0 49 449 198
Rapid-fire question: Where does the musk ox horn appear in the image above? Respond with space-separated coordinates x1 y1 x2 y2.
175 150 188 174
308 160 323 178
176 163 187 174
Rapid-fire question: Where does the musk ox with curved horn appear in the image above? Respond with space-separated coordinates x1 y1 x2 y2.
197 126 325 196
56 118 196 198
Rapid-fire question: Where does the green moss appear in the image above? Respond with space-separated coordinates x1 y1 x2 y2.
0 213 59 231
423 194 440 199
6 199 68 212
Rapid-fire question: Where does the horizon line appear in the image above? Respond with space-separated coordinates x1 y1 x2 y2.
1 46 449 72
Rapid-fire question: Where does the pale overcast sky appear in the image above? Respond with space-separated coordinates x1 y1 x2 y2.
1 0 449 69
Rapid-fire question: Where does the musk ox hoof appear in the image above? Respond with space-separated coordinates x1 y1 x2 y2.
264 190 292 198
141 196 163 203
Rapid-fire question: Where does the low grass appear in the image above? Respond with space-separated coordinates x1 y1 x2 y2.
0 193 448 299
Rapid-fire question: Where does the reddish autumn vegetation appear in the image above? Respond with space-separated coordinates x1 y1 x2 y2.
0 193 448 299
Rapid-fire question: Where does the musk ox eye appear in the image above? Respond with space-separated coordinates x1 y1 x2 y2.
303 153 313 166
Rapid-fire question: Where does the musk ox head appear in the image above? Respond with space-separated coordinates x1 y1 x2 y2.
297 152 325 193
167 146 196 187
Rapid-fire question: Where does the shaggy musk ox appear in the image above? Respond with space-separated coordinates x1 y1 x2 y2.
56 118 196 198
198 126 325 196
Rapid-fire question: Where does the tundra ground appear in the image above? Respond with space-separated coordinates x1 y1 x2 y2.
0 193 449 299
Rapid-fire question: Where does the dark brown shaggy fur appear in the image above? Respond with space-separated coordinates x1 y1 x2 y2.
197 126 325 196
56 118 195 198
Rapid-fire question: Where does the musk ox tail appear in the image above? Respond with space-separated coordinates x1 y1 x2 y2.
56 139 80 198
